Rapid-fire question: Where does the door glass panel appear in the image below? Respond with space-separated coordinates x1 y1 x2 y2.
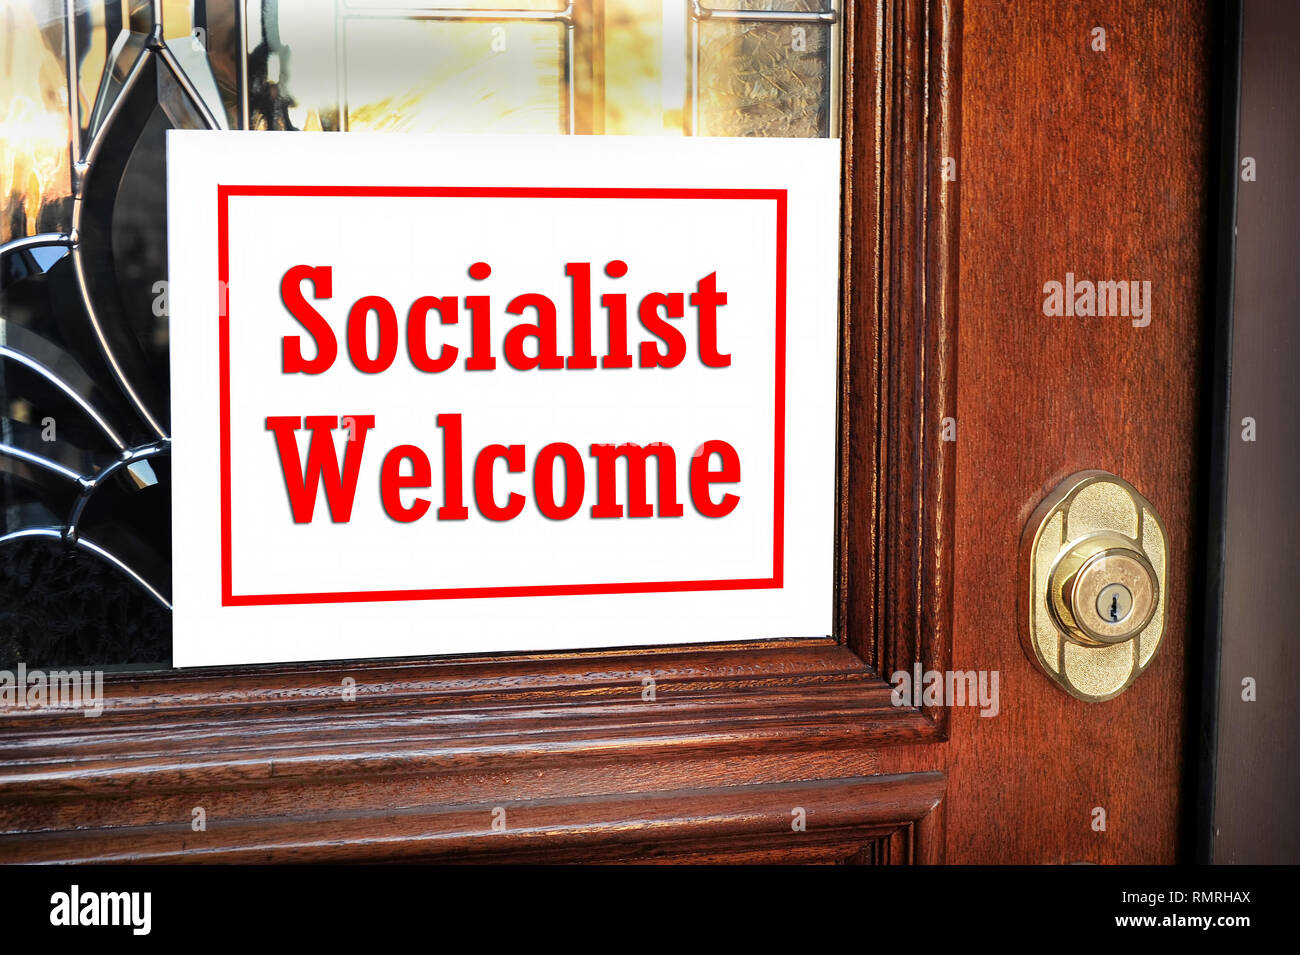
242 0 840 135
0 0 841 670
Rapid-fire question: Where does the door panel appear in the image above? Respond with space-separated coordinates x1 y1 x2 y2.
878 0 1211 863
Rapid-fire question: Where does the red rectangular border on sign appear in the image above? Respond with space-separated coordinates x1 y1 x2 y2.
217 185 786 606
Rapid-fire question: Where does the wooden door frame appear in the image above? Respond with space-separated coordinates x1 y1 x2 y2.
0 0 963 863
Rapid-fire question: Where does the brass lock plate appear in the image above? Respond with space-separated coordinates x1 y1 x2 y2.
1019 471 1169 701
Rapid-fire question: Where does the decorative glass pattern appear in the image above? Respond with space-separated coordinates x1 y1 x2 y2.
0 0 840 670
697 18 832 137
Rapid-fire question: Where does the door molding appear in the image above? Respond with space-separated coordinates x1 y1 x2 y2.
0 771 945 864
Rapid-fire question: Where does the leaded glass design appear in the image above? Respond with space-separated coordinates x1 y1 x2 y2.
0 0 839 669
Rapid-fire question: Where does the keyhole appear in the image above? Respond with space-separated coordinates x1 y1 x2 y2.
1095 582 1134 626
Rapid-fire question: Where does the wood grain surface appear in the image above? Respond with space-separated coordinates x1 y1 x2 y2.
0 772 944 864
877 0 1212 864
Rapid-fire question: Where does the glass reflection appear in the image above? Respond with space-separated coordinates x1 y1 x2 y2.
0 0 72 244
345 18 566 134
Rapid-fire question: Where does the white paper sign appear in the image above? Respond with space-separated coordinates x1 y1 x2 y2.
167 132 839 667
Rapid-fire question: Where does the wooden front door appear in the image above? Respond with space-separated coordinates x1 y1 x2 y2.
0 0 1216 865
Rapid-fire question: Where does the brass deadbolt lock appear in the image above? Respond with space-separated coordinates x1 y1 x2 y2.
1020 471 1168 701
